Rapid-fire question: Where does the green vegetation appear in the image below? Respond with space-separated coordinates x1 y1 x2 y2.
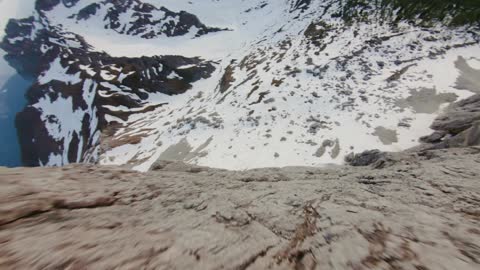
333 0 480 26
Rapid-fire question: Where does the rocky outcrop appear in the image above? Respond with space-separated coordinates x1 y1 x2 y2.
291 0 312 13
218 64 235 93
421 94 480 148
1 146 480 269
345 150 389 168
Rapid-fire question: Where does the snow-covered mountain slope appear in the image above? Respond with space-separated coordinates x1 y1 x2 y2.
1 0 215 166
2 0 480 170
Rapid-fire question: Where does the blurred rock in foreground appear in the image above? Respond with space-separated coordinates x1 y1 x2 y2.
1 147 480 269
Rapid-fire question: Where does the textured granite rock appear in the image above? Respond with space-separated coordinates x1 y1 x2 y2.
1 147 480 269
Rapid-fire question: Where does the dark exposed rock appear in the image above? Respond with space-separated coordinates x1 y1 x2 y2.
386 64 416 82
67 0 227 39
345 150 387 167
219 64 235 93
15 107 60 167
304 21 330 46
73 3 101 20
35 0 61 12
291 0 311 13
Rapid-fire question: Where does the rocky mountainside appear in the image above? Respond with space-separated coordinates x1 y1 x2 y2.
1 0 480 170
1 0 215 166
1 145 480 269
64 0 226 39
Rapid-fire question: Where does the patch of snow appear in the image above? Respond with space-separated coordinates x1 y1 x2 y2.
167 71 182 80
79 64 96 77
100 70 116 81
118 71 135 83
38 57 82 85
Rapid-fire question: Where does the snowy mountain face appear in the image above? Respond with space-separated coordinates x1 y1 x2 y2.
1 0 480 170
1 0 215 166
66 0 227 39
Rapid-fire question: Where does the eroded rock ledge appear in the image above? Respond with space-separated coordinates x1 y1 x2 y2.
1 146 479 269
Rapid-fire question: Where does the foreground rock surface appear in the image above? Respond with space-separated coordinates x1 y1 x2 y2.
1 148 480 269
